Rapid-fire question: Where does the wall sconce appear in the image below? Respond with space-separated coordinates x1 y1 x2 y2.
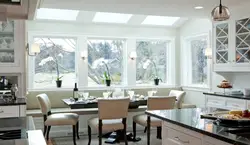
27 43 40 56
205 48 212 59
129 51 137 60
81 51 88 60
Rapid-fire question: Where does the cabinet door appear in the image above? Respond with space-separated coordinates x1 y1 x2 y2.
0 20 21 67
215 23 229 64
235 18 250 63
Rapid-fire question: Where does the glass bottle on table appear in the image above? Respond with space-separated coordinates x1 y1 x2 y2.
73 83 78 101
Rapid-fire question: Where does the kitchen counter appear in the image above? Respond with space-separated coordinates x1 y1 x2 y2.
146 108 250 145
204 92 250 100
0 117 46 145
0 98 26 106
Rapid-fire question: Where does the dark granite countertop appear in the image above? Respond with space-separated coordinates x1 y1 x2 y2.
0 116 35 131
203 92 250 100
0 98 26 106
146 108 250 145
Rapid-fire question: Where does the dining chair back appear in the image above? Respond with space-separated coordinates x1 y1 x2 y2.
147 96 176 110
98 97 130 120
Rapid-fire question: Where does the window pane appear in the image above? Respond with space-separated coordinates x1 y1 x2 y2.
191 38 207 85
88 39 124 85
136 40 168 84
34 37 76 88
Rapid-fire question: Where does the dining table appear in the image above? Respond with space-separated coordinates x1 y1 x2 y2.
62 97 148 143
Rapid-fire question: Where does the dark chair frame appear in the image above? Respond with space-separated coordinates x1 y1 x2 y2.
88 118 128 145
43 111 80 145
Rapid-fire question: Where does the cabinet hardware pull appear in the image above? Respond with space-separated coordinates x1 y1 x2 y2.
174 137 189 144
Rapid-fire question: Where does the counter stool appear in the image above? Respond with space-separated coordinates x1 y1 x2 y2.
37 94 80 145
133 96 176 145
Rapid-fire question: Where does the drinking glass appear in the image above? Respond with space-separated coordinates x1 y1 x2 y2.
83 92 89 100
103 92 109 99
148 91 154 97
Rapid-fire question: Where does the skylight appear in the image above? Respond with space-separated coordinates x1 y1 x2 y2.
36 8 79 21
92 12 132 24
142 16 180 26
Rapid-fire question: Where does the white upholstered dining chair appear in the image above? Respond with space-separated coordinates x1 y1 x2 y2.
133 96 176 145
37 94 79 145
87 97 130 145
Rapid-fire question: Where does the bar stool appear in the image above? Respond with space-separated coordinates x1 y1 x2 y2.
133 96 176 145
37 94 80 145
87 97 130 145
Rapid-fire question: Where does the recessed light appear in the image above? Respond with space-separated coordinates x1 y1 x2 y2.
194 6 204 9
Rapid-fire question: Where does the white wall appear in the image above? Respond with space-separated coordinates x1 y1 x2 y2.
179 18 225 107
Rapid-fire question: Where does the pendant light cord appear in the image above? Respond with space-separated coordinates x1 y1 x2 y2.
219 0 222 14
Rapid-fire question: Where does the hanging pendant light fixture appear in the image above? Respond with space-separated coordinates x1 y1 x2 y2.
211 0 230 21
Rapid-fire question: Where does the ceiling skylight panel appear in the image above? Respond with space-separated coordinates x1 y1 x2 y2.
142 16 180 26
92 12 132 23
36 8 79 21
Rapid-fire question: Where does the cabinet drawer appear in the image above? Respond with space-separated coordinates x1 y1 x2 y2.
226 98 246 110
163 126 202 145
0 106 19 118
207 96 225 107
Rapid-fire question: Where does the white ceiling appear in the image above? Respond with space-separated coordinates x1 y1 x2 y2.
40 0 250 18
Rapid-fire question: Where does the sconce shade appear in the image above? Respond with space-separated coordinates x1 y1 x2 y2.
31 43 41 53
130 51 137 60
205 48 212 58
81 51 88 59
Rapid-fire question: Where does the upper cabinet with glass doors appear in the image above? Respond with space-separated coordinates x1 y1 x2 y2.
213 17 250 72
215 23 229 64
235 18 250 63
0 20 26 73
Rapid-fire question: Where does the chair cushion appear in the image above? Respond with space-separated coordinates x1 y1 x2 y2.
88 117 124 132
133 114 161 127
45 113 79 126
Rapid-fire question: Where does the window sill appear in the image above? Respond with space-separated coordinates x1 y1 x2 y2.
182 85 211 92
27 84 180 92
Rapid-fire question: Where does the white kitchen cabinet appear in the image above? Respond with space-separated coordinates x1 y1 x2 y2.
0 106 19 118
213 17 250 72
162 121 233 145
205 95 247 110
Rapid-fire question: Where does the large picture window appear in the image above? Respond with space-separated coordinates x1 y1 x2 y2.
87 39 124 85
33 37 76 88
136 40 168 84
189 36 208 85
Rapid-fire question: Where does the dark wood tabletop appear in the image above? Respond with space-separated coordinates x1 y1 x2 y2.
62 98 147 109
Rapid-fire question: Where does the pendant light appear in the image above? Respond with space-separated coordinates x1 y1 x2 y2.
211 0 230 21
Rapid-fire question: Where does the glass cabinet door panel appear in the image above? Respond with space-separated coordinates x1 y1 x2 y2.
236 18 250 63
0 21 14 63
215 23 229 63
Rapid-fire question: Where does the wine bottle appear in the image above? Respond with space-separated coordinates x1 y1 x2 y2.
73 83 78 100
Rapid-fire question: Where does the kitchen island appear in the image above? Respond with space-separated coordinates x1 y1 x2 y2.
146 108 250 145
0 116 46 145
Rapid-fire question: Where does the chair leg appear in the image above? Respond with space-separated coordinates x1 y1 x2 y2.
73 125 76 145
88 125 91 145
144 127 147 133
46 126 51 141
98 120 102 145
147 116 151 145
76 122 80 139
157 127 162 139
43 125 47 136
133 121 136 139
123 118 128 145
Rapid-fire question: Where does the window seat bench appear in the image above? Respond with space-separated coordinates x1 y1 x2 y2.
26 104 196 117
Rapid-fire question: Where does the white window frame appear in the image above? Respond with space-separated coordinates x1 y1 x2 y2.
135 38 176 86
27 32 177 91
27 32 79 90
182 33 211 89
